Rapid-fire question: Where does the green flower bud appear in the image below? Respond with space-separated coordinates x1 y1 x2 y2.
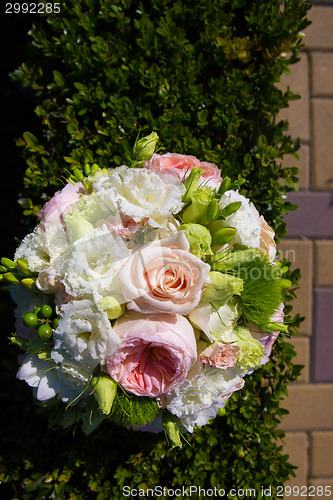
218 177 231 195
3 272 20 285
162 412 183 449
201 198 219 226
211 226 237 246
21 277 38 292
265 321 288 334
182 167 204 204
179 223 212 258
65 209 94 243
17 258 32 276
220 201 242 218
1 257 17 271
279 279 292 288
91 374 117 415
182 189 219 225
210 248 260 272
97 296 125 320
202 271 243 302
133 131 159 163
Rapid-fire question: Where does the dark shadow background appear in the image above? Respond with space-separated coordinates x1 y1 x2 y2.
1 13 40 258
0 15 40 483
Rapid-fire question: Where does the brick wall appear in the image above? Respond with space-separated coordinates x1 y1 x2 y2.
278 5 333 497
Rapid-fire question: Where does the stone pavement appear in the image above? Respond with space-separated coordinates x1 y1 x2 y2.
277 4 333 497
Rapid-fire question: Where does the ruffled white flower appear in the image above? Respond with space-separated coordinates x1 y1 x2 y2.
93 166 185 227
162 365 244 432
54 226 129 299
52 299 121 371
189 297 241 342
17 353 91 404
218 190 261 248
14 224 69 273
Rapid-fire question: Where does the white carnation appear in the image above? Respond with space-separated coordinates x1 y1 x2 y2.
17 353 91 404
162 366 244 432
52 299 121 371
218 190 261 248
14 224 69 273
93 166 185 227
54 226 129 299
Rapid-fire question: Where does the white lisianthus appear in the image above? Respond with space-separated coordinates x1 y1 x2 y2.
52 299 121 371
14 224 69 273
54 226 129 299
93 166 185 227
218 190 261 248
17 353 91 404
161 365 244 432
189 297 241 341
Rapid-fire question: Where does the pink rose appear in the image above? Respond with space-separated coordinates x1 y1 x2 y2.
145 153 222 189
105 311 197 397
200 342 240 369
259 216 276 261
118 232 211 315
38 182 85 229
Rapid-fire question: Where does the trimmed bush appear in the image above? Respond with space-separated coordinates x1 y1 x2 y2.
1 0 309 498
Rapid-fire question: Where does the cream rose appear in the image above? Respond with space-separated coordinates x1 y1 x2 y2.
117 232 211 315
105 311 197 397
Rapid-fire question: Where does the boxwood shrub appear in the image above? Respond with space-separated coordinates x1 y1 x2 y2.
1 0 310 498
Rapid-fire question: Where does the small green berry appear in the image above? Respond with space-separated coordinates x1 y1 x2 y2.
52 318 59 329
41 304 53 319
22 313 38 328
37 324 53 339
33 307 41 316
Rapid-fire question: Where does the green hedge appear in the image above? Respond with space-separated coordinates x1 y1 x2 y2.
1 0 309 498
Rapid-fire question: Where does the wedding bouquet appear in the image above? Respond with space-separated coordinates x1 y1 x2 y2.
2 133 289 446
